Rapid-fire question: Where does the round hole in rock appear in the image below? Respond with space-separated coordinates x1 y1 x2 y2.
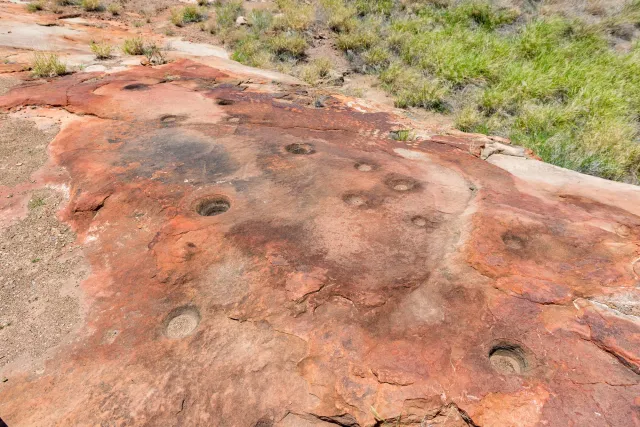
633 258 640 278
216 98 234 106
195 197 231 217
164 306 200 339
123 83 149 91
385 177 419 192
285 143 315 155
160 114 179 123
343 193 367 207
502 232 526 250
411 216 428 227
615 224 631 237
489 343 528 375
354 162 374 172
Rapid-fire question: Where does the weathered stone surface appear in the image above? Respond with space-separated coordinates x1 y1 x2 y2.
0 57 639 427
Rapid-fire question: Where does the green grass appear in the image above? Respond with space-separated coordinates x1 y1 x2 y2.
327 0 640 182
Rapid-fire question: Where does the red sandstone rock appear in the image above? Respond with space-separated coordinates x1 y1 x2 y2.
0 59 639 427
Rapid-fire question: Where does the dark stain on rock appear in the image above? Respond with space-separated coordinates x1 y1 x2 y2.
120 127 238 182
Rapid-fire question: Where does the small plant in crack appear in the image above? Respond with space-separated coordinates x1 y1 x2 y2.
28 196 46 210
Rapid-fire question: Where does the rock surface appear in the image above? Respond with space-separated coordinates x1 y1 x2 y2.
0 17 640 427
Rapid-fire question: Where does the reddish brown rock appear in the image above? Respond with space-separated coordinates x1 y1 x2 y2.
0 59 639 427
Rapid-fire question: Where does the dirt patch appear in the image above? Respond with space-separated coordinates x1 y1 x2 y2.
0 189 89 372
0 116 59 187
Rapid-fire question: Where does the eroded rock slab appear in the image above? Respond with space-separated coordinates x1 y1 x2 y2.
0 59 639 427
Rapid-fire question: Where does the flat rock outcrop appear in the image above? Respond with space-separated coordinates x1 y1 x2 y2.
0 58 639 427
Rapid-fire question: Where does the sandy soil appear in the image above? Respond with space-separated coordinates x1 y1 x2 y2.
0 116 89 376
0 189 89 373
0 116 57 187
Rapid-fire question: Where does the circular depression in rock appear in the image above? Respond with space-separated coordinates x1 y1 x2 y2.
489 343 528 375
195 196 231 217
502 232 526 250
285 143 315 155
216 98 234 105
164 306 200 339
633 258 640 278
160 114 180 124
385 177 419 192
343 193 368 207
123 83 149 91
411 215 428 227
615 224 631 237
354 162 374 172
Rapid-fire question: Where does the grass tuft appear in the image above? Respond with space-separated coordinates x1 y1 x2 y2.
107 2 121 15
269 32 308 58
170 5 207 27
81 0 102 11
90 41 113 59
300 57 333 84
31 52 67 78
26 0 44 12
273 0 314 31
121 37 144 55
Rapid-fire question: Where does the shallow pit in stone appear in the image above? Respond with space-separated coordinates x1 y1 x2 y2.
489 343 528 375
159 114 180 124
502 232 526 251
285 143 315 155
123 83 149 91
164 306 200 339
343 193 368 207
195 196 231 217
385 176 420 192
354 162 374 172
411 216 428 227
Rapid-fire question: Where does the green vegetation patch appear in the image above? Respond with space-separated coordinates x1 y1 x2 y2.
222 0 640 182
380 5 640 181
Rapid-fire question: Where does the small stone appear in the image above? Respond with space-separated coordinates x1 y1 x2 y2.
488 135 511 145
16 162 23 166
235 16 247 26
